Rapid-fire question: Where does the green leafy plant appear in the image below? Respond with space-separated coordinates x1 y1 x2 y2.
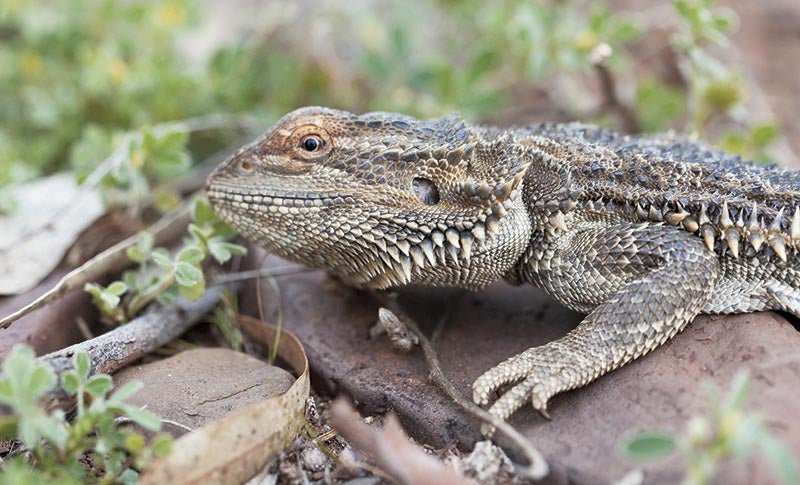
623 371 799 485
85 197 246 324
0 345 172 484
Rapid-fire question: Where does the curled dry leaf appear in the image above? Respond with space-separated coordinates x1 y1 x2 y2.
141 316 309 485
0 173 104 295
330 398 478 485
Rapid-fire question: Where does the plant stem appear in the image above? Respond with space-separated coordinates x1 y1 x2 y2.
127 274 176 318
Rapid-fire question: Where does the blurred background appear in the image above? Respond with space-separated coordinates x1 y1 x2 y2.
0 0 798 215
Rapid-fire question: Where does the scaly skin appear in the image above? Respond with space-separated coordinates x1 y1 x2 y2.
206 107 800 425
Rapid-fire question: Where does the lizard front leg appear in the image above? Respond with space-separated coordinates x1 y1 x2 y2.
473 222 720 423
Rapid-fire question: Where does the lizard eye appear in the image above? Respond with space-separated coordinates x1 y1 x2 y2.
301 135 322 152
412 177 440 205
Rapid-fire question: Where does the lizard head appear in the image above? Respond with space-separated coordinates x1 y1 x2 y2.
206 106 532 289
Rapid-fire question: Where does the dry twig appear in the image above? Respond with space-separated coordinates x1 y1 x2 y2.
590 43 640 134
37 285 228 409
0 200 192 329
330 398 477 485
375 298 549 480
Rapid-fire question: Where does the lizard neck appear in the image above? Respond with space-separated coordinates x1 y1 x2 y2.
504 138 579 287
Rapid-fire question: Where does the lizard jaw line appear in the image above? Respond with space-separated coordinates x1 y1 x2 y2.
206 188 353 208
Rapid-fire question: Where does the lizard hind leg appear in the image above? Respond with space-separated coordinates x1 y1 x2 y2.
472 223 722 426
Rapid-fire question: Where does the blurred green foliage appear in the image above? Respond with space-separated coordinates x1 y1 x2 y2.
0 0 203 185
0 0 783 210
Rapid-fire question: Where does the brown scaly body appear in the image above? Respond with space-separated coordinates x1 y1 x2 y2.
206 107 800 424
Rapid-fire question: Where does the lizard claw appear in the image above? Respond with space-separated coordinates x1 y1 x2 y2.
472 352 560 436
472 350 537 405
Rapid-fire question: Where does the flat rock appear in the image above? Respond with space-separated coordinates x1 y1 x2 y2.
113 347 294 436
240 252 800 485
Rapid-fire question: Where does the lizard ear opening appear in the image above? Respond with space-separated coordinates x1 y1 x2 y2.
412 177 440 205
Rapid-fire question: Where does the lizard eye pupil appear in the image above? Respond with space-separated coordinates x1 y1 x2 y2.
412 177 440 205
302 136 321 152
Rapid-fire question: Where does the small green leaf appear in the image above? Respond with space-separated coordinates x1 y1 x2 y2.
29 366 57 396
138 231 155 254
179 279 206 301
155 286 179 305
702 78 741 113
61 371 80 395
110 381 144 403
122 406 161 431
85 374 113 398
208 240 247 264
760 434 800 485
152 248 173 267
192 196 218 227
730 413 764 457
623 431 676 461
174 261 203 287
189 223 209 248
724 369 750 412
151 433 173 456
4 346 39 389
122 271 139 290
177 246 205 265
106 281 128 297
118 468 140 485
85 283 104 299
127 246 146 263
75 351 91 380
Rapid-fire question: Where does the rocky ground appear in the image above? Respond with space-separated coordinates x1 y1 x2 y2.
237 251 800 484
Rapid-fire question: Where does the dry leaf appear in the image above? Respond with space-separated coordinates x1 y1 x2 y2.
330 398 477 485
0 174 104 295
141 316 309 484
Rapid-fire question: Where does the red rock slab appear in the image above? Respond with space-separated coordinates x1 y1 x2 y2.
113 347 294 437
239 252 800 484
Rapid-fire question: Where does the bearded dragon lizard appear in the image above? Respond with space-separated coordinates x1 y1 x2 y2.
206 107 800 424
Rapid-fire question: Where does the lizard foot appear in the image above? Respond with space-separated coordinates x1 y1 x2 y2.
472 350 559 435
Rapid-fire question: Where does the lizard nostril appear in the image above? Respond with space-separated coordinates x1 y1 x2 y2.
412 177 440 205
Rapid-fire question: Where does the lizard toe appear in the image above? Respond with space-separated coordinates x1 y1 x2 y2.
486 375 537 423
472 351 536 405
530 383 553 419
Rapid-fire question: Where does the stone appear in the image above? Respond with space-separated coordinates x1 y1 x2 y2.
240 251 800 485
113 347 294 436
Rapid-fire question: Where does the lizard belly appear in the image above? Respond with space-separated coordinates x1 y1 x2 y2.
703 253 800 315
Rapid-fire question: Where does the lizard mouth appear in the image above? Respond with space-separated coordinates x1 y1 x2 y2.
206 187 352 209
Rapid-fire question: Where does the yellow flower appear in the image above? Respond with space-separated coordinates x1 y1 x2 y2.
157 2 186 28
19 51 43 80
108 59 129 84
130 151 145 170
574 30 598 51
